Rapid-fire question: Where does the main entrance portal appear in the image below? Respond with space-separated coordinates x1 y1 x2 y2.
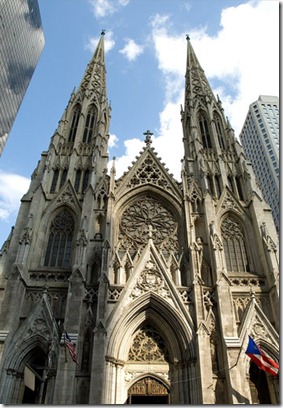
127 377 169 404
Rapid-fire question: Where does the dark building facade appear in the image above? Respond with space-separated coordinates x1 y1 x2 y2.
0 33 279 404
0 0 44 155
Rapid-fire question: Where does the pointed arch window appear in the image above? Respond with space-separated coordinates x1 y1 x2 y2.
83 107 96 143
75 169 82 193
68 104 81 143
221 216 250 272
198 112 212 148
59 168 68 189
44 209 74 268
214 113 226 149
236 176 244 200
215 175 222 198
50 168 59 193
82 169 90 193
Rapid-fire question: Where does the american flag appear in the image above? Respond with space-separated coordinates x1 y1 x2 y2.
64 332 79 365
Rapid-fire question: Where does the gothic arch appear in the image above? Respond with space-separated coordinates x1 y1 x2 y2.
112 192 185 284
243 338 279 404
212 111 226 150
197 109 212 149
42 206 76 268
82 104 97 143
220 212 252 273
106 292 195 363
68 103 81 143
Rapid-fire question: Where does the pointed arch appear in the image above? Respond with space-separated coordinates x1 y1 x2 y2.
213 111 226 149
43 208 75 268
68 103 81 142
220 214 250 273
106 292 195 362
83 104 97 143
197 110 212 148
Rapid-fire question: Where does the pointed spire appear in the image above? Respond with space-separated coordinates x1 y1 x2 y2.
184 36 215 110
77 31 107 99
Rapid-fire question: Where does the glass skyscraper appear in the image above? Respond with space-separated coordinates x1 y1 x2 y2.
239 95 279 232
0 0 44 155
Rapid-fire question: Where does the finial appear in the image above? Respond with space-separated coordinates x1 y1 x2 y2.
101 29 106 35
143 130 153 146
186 34 190 41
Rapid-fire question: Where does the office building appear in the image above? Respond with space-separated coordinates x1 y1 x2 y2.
0 0 44 155
0 33 279 404
239 96 279 231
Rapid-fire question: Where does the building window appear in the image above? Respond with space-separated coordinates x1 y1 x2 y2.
75 169 82 193
83 107 96 143
198 112 212 148
82 169 90 193
44 209 74 268
214 113 225 149
59 168 68 189
50 168 59 193
221 216 250 273
68 104 81 143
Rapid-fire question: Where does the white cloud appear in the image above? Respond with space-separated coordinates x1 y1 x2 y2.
111 1 278 181
119 38 144 61
109 138 144 178
0 171 30 221
108 133 119 148
85 30 115 53
89 0 129 18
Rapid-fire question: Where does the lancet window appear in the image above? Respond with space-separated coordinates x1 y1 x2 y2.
221 216 250 273
59 168 68 189
83 106 96 143
68 104 81 143
235 176 244 200
74 168 90 194
50 168 59 193
214 113 226 149
198 111 212 148
44 209 74 268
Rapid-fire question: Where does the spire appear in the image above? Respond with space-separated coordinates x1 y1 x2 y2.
77 30 107 100
184 35 215 110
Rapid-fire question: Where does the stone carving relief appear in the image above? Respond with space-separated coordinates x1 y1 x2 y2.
127 155 174 193
115 195 182 285
128 325 169 363
131 260 170 299
120 196 177 246
128 377 168 395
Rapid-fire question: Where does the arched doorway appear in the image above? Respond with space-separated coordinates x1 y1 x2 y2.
248 362 271 404
127 376 169 404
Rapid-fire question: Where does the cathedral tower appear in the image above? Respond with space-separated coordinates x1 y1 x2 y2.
0 33 279 404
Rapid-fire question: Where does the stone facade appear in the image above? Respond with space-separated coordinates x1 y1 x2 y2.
0 33 279 404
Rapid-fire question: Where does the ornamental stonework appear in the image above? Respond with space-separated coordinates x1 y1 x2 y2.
120 195 177 246
131 260 170 299
128 325 169 363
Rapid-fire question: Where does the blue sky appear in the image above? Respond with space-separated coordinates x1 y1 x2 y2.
0 0 279 246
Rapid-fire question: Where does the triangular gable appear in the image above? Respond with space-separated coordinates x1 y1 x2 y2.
115 145 182 201
42 180 82 217
238 296 279 351
5 291 60 369
216 187 246 216
107 240 194 331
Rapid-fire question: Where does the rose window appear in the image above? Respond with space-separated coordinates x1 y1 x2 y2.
120 195 177 245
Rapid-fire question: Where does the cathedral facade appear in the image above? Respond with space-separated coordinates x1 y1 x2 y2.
0 33 279 404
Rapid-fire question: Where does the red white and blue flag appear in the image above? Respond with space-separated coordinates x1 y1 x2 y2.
245 335 279 377
64 332 79 366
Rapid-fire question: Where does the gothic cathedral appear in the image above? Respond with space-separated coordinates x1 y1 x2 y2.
0 33 279 404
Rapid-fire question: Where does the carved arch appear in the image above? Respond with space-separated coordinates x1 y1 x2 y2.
220 213 250 273
106 292 195 362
